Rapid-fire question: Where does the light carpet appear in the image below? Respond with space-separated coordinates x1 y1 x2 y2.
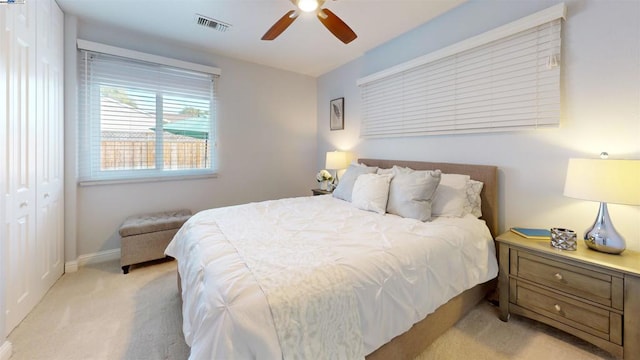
8 260 616 360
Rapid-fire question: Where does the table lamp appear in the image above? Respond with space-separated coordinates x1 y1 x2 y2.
563 155 640 254
325 151 347 190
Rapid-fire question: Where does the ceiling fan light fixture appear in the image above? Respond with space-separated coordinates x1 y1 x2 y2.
297 0 318 12
263 0 356 44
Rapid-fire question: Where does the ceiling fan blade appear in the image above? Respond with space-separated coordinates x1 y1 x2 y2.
317 8 357 44
262 10 299 40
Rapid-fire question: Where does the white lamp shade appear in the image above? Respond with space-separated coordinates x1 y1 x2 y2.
325 151 347 170
564 158 640 205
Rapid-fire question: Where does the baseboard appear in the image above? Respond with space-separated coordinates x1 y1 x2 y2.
64 260 78 273
0 340 12 360
64 248 121 273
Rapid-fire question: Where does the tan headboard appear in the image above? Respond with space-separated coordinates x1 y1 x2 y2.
359 159 499 238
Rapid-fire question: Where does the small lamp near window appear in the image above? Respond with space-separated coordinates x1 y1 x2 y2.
325 151 348 190
563 154 640 254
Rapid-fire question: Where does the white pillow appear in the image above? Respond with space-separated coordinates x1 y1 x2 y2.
332 164 378 202
376 167 393 175
463 179 483 218
351 173 393 214
432 173 470 217
386 166 441 221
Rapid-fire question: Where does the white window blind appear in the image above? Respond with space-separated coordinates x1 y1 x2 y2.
358 4 565 138
78 47 219 183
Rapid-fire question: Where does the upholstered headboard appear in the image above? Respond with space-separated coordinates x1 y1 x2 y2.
358 159 499 238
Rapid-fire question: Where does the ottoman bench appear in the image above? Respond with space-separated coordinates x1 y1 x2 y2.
119 209 192 274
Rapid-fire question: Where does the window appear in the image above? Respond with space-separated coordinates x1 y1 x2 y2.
78 42 219 183
357 4 565 138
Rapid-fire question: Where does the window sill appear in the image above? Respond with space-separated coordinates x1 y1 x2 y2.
78 172 218 187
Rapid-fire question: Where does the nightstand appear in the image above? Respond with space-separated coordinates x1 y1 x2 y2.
496 231 640 359
311 188 332 196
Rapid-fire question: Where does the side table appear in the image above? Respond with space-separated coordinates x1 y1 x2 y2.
496 231 640 358
311 188 332 196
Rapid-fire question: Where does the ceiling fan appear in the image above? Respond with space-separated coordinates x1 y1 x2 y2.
261 0 357 44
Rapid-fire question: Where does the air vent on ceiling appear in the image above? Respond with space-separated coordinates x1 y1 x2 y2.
195 14 231 32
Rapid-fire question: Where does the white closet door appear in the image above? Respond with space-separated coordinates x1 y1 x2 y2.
4 0 39 333
35 0 64 292
0 0 9 341
3 0 64 334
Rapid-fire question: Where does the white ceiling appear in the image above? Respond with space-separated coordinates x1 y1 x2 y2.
56 0 467 77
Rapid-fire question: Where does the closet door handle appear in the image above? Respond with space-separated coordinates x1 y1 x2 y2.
20 201 28 208
43 193 50 198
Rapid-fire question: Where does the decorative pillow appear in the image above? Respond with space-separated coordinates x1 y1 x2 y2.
432 173 470 217
332 164 378 202
463 179 483 218
351 173 394 214
386 166 441 221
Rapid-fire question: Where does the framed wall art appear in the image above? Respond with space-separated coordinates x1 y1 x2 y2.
330 97 344 131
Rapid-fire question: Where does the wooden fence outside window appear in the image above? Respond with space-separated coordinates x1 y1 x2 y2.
100 132 209 170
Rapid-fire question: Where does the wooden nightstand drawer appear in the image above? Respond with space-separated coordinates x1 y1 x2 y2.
497 231 640 359
512 250 623 309
512 280 621 343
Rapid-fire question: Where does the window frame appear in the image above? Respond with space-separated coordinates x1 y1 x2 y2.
77 40 221 185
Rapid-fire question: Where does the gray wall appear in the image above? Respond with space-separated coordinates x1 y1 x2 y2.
316 0 640 250
65 18 318 258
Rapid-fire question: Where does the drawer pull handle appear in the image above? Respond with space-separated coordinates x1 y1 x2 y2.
554 304 562 312
554 273 563 280
20 201 28 208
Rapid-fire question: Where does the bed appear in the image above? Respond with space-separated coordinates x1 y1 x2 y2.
166 158 499 360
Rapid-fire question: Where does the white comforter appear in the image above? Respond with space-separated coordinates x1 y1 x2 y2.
165 195 498 360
